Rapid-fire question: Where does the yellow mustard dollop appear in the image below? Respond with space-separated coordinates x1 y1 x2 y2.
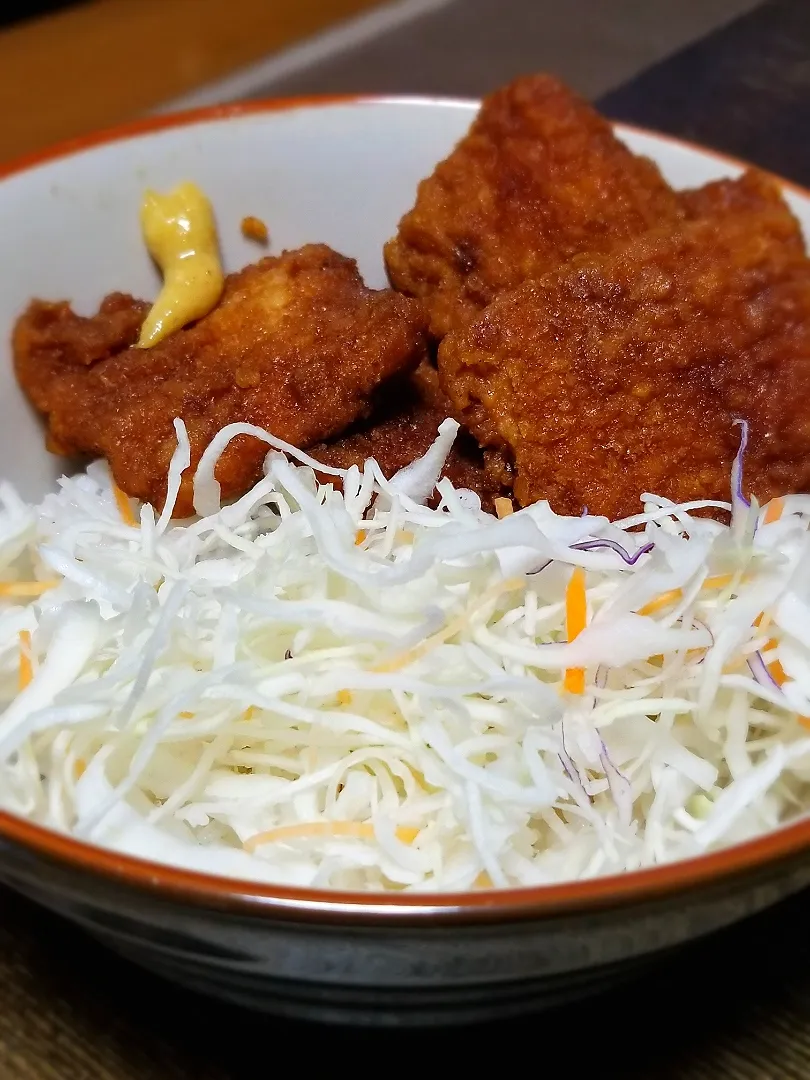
137 181 224 348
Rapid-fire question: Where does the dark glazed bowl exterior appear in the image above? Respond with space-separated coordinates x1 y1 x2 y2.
1 827 809 1025
1 803 810 1028
2 98 810 1026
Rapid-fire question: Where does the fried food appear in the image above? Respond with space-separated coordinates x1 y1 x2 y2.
438 173 810 520
384 74 682 338
679 168 787 221
14 244 428 517
241 215 269 244
310 361 504 509
14 292 149 415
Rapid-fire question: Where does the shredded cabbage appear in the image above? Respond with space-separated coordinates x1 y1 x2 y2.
1 420 810 892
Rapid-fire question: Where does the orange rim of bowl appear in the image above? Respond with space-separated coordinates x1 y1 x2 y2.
2 93 810 925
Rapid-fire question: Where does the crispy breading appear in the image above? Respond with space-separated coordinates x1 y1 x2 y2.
14 244 428 517
13 292 149 416
680 167 788 221
438 176 810 520
310 361 504 510
384 74 682 338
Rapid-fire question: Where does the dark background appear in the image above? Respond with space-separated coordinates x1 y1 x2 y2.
5 0 78 26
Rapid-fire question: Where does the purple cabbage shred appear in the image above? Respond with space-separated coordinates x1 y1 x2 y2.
747 650 782 693
570 538 654 565
527 560 552 577
731 418 751 511
600 739 633 826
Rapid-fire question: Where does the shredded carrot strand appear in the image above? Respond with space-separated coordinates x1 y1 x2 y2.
494 497 514 519
112 482 137 526
354 529 365 546
637 588 682 617
763 497 784 525
374 577 524 673
18 630 32 691
0 580 59 598
768 659 788 687
637 574 738 617
243 821 419 851
703 574 736 590
799 716 810 731
563 566 587 695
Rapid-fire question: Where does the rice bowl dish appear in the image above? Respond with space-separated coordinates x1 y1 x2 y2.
4 84 810 1027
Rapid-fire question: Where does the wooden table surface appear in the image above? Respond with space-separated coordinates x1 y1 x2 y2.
0 0 386 162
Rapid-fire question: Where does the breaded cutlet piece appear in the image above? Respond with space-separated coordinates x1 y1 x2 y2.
14 244 428 517
384 74 682 338
438 174 810 520
679 167 789 221
14 292 150 415
310 360 504 510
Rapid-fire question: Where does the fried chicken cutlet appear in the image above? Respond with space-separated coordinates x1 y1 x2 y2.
14 244 428 517
384 74 682 338
438 172 810 520
310 361 504 509
14 292 151 415
679 169 789 221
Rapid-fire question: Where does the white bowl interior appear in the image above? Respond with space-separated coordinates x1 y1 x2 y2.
1 99 809 502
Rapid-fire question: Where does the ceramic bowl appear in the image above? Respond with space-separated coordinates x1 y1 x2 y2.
1 96 810 1027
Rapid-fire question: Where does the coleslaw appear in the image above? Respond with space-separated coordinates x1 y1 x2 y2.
0 418 809 891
